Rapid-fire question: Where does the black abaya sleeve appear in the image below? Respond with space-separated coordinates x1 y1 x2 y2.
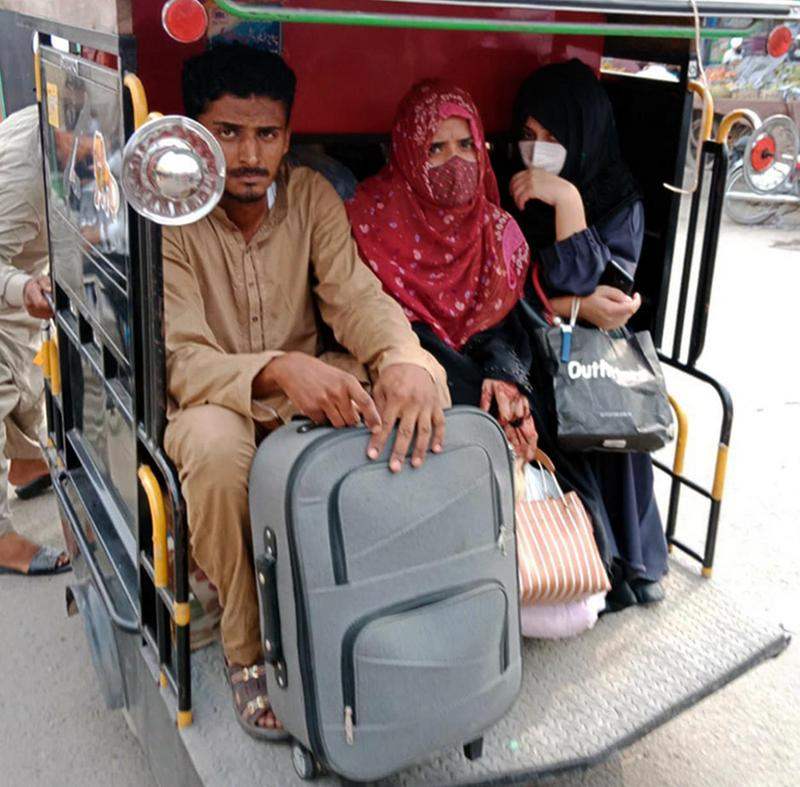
463 310 533 392
412 313 534 409
537 200 645 296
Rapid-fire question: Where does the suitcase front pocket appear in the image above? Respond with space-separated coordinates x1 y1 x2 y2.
340 583 508 743
331 445 504 584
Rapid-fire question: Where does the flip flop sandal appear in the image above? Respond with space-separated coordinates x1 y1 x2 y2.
225 661 290 742
0 545 71 576
15 474 53 501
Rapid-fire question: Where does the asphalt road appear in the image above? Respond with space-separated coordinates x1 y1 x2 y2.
1 213 798 786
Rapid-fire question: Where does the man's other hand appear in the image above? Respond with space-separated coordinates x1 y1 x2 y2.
368 364 445 473
258 352 381 429
23 276 54 320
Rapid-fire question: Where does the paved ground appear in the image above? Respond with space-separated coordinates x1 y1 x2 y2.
1 213 798 787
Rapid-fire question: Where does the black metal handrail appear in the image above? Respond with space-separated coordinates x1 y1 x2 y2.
655 140 734 578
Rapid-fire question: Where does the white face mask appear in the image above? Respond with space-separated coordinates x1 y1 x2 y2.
518 140 567 175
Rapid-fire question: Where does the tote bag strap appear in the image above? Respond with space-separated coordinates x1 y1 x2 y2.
532 448 556 475
532 450 571 506
532 263 557 326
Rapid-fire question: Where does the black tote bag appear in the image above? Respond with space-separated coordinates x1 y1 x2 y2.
535 324 674 452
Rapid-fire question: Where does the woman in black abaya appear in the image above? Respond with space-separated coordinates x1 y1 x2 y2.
507 59 668 609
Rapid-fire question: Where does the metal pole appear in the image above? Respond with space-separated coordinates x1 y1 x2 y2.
688 140 728 367
703 380 733 576
726 191 800 205
671 153 707 362
214 0 757 39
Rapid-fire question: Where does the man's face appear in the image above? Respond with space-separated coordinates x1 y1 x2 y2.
197 94 291 204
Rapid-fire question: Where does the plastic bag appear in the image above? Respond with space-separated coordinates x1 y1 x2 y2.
536 325 674 452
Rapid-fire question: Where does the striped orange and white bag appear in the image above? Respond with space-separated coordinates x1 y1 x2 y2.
516 452 610 605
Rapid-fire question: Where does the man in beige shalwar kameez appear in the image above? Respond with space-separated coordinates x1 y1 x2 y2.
164 45 451 739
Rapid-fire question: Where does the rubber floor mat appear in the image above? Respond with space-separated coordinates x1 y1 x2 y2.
179 562 790 786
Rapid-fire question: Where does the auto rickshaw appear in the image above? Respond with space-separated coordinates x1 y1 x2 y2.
0 0 795 783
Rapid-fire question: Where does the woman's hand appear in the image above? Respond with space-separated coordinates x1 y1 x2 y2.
510 168 577 210
510 169 587 241
503 415 538 463
480 379 538 461
576 286 641 330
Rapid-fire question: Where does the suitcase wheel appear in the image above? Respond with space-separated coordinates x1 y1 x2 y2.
291 740 319 780
463 737 484 761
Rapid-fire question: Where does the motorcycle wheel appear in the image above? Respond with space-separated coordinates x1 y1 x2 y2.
724 164 779 226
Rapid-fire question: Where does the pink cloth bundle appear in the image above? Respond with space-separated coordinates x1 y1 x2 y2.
519 593 606 640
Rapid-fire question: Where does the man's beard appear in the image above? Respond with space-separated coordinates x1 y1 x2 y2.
224 167 270 203
224 187 265 204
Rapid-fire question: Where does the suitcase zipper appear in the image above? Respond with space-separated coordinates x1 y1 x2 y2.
497 523 508 556
329 480 348 584
490 469 505 544
284 429 355 765
344 705 354 745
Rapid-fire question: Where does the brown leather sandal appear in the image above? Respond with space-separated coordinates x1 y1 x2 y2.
224 661 289 742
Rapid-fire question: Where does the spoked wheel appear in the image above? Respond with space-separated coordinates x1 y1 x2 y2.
724 164 779 225
291 740 320 780
724 123 752 152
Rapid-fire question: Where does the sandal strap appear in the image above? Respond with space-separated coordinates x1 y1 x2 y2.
28 545 66 573
227 661 274 726
230 664 266 685
242 694 271 722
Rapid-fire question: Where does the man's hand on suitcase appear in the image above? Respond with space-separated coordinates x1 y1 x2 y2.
257 352 382 429
258 356 443 471
368 364 445 473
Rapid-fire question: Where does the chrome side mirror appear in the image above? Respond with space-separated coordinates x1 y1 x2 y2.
743 115 799 195
121 115 225 226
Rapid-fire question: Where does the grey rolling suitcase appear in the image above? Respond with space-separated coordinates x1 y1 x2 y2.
249 406 522 782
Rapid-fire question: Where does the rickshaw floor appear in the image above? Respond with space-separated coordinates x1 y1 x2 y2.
174 561 789 786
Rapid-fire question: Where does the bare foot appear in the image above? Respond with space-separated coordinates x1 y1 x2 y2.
8 458 50 487
0 531 69 574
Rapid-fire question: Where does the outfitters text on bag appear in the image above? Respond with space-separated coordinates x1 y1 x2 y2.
567 359 652 387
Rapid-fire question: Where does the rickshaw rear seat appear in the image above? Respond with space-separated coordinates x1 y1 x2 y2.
171 560 788 786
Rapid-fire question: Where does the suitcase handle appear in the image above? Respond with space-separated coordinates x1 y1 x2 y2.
255 529 283 667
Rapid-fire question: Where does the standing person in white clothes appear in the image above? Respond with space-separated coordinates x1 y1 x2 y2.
0 104 69 576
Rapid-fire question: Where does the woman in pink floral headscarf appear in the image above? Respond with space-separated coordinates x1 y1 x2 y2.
347 80 538 459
